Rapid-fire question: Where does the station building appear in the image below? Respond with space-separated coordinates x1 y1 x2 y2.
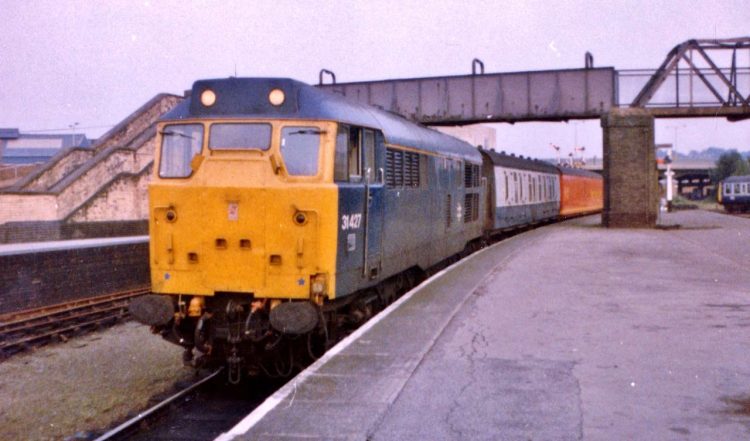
0 128 91 165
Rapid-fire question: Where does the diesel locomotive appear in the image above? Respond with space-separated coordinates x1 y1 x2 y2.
129 77 602 382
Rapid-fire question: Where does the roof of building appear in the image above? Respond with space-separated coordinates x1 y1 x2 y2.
0 130 91 164
0 128 20 139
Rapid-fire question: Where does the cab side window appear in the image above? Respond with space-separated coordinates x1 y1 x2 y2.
348 127 362 179
335 125 362 182
363 129 375 181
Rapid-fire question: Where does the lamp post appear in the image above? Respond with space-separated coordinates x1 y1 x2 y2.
656 143 674 211
68 122 79 146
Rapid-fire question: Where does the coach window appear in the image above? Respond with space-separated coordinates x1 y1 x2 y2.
159 124 204 178
536 176 544 201
280 126 321 176
528 176 533 202
503 172 509 202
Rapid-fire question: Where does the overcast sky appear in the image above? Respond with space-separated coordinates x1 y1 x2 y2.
1 0 748 158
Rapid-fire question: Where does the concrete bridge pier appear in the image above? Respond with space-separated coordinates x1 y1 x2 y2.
601 109 659 228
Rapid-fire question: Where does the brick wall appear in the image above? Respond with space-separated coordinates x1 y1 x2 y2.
0 220 147 243
68 166 152 222
601 109 659 228
0 242 149 315
0 164 39 188
20 149 94 192
0 194 59 223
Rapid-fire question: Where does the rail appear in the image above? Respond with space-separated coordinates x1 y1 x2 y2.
92 368 224 441
0 286 149 359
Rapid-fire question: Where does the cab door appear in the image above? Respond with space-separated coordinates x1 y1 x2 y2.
335 126 383 297
362 130 384 279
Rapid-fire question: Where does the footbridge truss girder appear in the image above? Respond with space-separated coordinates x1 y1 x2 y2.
317 68 617 125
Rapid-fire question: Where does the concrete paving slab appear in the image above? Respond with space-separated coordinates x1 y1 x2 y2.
222 211 750 441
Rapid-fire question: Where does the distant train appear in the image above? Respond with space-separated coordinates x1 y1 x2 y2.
129 77 602 382
718 175 750 212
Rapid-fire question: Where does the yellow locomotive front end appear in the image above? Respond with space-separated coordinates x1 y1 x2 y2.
149 119 338 303
129 78 348 380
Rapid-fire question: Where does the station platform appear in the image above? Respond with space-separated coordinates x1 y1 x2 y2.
0 235 147 256
218 210 750 440
0 235 149 315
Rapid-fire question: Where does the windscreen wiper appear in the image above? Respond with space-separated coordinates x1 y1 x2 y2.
288 129 327 135
160 130 196 140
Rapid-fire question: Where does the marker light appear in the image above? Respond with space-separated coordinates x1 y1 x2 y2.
269 88 285 106
293 211 307 226
311 274 327 295
200 89 216 107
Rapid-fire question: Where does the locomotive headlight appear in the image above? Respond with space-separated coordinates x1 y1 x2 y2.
268 88 285 106
200 89 217 107
165 209 177 222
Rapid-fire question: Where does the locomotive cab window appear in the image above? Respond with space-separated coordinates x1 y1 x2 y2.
159 124 204 178
363 129 376 182
209 123 271 150
335 125 362 182
280 126 322 176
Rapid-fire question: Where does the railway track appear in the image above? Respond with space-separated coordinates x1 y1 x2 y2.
0 286 150 359
91 367 279 441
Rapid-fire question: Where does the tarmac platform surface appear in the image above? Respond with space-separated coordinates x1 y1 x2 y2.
219 210 750 440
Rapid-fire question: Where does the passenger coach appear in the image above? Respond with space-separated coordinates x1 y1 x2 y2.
481 150 560 232
719 175 750 212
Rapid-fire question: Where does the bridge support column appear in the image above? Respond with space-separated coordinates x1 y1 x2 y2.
601 109 659 228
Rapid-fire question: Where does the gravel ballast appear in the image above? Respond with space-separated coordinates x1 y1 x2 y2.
0 321 192 440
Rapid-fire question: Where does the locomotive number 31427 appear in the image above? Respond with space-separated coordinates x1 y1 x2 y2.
341 213 362 231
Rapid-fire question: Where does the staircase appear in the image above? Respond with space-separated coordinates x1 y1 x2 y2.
0 93 184 243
